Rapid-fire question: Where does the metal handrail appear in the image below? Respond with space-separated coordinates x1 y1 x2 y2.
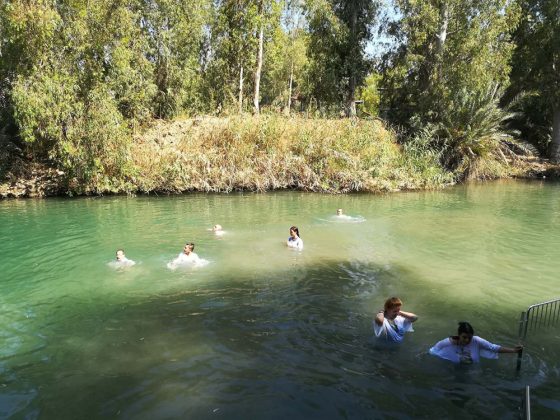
518 297 560 340
516 300 559 416
517 297 560 370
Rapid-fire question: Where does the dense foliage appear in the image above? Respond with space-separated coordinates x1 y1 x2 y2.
0 0 558 195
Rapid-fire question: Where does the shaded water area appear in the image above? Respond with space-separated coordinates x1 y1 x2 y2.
1 180 559 419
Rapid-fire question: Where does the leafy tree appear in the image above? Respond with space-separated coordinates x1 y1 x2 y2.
252 0 283 114
381 0 521 171
0 0 62 141
305 0 379 116
261 0 308 112
357 72 381 116
204 0 259 112
142 0 210 118
509 0 560 160
383 0 520 126
0 0 149 187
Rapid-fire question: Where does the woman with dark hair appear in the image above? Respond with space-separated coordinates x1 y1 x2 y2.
429 322 522 364
286 226 303 250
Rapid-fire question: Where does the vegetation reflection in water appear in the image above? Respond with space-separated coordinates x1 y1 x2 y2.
0 180 559 419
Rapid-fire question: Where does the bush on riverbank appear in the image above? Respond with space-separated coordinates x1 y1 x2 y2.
3 114 557 199
130 115 453 194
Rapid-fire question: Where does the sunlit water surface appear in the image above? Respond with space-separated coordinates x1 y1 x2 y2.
1 180 559 419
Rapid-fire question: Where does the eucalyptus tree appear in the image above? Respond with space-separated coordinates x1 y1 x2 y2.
509 0 560 160
253 0 265 114
141 0 211 118
251 0 284 114
383 0 520 125
205 0 259 112
0 0 63 143
306 0 379 116
1 0 155 184
260 0 308 112
381 0 520 168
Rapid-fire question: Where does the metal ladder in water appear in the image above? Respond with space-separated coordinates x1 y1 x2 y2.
517 297 560 420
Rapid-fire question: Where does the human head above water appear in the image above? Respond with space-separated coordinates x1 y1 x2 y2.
457 321 474 344
384 296 403 311
336 208 343 215
458 321 474 335
183 242 195 253
289 226 300 238
116 249 125 261
212 224 223 231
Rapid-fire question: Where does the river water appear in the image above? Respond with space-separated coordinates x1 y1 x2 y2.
0 180 558 419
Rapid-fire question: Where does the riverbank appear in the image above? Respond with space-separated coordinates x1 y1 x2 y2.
1 115 558 198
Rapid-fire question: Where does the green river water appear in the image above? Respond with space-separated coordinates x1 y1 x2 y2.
0 180 558 419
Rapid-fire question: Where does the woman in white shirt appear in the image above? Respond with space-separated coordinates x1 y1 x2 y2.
286 226 303 250
429 321 522 364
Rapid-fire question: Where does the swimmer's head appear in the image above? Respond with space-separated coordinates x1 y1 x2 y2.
336 208 343 216
383 297 402 319
212 224 223 232
183 242 195 254
457 322 474 345
116 249 125 261
289 226 300 238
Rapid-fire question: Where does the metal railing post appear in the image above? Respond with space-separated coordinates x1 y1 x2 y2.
517 311 526 370
522 385 531 420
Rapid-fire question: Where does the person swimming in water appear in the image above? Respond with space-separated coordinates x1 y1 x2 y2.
286 226 303 250
373 297 418 343
211 224 225 236
168 242 203 269
113 249 136 267
330 208 365 223
334 208 355 220
429 321 522 364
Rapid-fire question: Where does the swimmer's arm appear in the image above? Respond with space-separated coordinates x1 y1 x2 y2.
398 310 418 322
374 310 385 326
497 345 523 354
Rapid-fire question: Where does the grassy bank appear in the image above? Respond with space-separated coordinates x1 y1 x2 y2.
129 115 453 194
3 115 557 198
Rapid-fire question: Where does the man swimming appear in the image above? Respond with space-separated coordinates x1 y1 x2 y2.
168 243 203 269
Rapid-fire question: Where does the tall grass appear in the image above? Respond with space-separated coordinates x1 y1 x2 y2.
130 115 453 194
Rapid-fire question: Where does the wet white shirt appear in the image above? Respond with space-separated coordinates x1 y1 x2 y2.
173 252 201 265
287 237 303 250
429 336 501 363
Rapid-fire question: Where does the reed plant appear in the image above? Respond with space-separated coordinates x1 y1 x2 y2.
130 115 453 194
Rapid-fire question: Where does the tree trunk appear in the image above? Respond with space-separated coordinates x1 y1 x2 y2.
253 24 264 115
549 106 560 162
286 61 294 115
433 1 449 89
346 76 357 117
345 4 358 117
436 2 449 55
238 65 244 114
